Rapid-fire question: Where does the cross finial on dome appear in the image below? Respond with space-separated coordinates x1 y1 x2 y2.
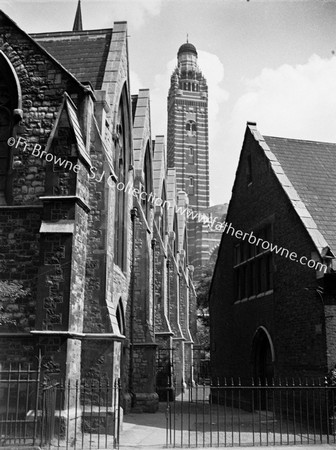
186 33 189 43
73 0 83 31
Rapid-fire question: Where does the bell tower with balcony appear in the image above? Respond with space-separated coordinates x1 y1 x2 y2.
167 41 209 267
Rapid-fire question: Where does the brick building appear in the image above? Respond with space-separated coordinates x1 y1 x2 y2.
0 5 196 418
210 122 336 382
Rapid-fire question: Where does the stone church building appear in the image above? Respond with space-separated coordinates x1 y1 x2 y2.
0 4 196 416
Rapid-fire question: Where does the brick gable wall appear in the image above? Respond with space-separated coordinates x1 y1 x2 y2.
210 127 328 381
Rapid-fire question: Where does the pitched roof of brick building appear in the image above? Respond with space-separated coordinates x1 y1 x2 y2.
263 135 336 255
246 123 336 258
31 29 112 89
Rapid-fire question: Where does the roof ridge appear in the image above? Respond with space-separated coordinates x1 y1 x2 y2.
263 134 336 146
31 28 113 38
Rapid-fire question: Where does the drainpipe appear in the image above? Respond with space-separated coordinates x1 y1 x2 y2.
130 207 138 402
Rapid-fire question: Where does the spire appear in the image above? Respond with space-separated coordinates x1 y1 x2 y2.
72 0 83 32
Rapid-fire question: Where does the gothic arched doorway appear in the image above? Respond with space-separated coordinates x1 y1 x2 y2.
252 327 275 383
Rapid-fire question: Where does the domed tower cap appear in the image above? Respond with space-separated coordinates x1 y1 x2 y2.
177 42 198 57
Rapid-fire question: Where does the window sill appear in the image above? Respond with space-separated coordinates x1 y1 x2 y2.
233 250 271 268
234 289 273 304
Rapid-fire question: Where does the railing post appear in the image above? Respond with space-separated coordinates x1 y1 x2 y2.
117 378 121 449
34 356 41 446
165 377 170 447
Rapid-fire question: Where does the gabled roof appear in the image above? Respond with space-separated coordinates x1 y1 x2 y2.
248 123 336 258
153 135 166 199
31 29 112 90
46 92 91 168
0 10 86 92
132 89 151 173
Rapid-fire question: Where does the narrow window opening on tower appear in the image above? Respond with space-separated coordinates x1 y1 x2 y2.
188 147 194 164
188 176 195 195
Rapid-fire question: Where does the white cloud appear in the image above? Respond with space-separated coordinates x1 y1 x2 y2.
211 55 336 205
198 51 229 133
110 0 163 30
150 58 174 137
130 70 143 95
232 54 336 142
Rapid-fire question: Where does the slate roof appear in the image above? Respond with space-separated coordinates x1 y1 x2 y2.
31 29 112 90
263 134 336 256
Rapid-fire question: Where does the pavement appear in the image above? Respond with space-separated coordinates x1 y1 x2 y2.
3 395 336 450
119 397 336 450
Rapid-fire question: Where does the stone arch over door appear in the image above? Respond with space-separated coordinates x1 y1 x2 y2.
0 50 22 204
252 326 275 383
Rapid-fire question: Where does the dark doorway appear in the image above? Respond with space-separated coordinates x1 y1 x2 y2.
253 327 274 383
252 327 274 409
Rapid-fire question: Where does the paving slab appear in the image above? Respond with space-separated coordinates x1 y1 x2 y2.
118 398 336 450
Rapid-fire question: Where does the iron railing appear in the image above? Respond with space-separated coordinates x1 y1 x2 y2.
0 364 121 449
165 378 336 448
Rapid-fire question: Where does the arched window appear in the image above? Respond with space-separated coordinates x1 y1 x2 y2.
160 185 167 242
142 144 152 220
186 120 196 137
0 52 21 205
173 214 178 258
116 299 125 335
183 228 188 268
114 86 131 270
188 176 195 195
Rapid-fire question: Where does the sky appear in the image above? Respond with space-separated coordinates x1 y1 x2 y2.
1 0 336 205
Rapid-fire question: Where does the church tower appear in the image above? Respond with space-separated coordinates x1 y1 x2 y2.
167 41 209 267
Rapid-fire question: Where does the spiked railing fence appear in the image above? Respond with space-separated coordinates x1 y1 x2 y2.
0 363 121 449
165 378 336 448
